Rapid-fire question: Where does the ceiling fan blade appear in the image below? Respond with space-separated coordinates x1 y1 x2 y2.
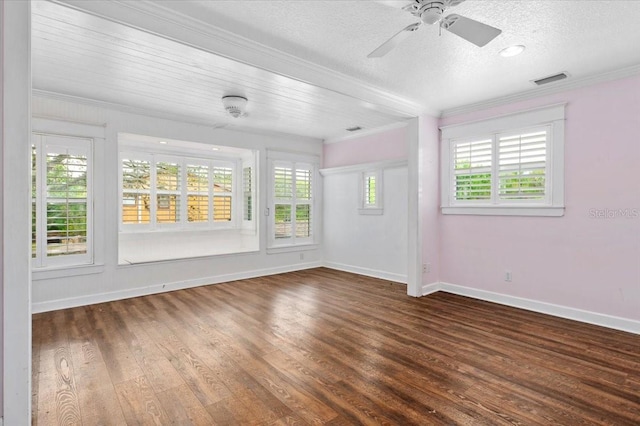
441 14 502 47
367 22 421 58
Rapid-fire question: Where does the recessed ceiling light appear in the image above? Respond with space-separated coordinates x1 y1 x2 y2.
212 147 220 151
499 44 525 58
159 140 168 145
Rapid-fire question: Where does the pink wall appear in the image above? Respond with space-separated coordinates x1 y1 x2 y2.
438 75 640 321
323 125 407 168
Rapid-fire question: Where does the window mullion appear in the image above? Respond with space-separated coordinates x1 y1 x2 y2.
449 141 456 206
233 160 241 224
86 143 94 263
491 134 499 205
291 162 298 244
545 125 553 204
35 137 45 267
150 156 157 230
180 158 188 227
207 160 213 227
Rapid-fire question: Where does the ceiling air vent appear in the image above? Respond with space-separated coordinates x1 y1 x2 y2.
532 72 569 86
346 126 363 132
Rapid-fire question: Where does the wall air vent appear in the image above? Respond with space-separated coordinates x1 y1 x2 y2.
532 72 569 86
346 126 363 132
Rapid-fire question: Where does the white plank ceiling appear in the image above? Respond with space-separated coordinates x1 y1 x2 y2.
32 1 413 140
32 0 640 140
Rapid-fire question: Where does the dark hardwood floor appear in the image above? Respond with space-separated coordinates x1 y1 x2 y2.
32 268 640 425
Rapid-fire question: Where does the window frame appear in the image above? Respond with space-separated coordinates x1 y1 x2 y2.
32 133 94 269
119 150 240 232
267 151 319 250
241 159 256 228
359 169 383 215
184 159 211 226
441 103 565 217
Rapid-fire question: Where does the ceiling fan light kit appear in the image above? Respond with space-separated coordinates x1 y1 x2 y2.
369 0 502 58
221 95 248 118
418 1 445 25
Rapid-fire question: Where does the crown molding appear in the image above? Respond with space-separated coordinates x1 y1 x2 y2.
323 121 409 145
51 0 429 119
441 64 640 118
319 158 407 176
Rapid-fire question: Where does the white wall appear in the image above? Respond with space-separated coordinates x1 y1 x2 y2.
31 95 323 312
323 164 408 283
2 1 32 423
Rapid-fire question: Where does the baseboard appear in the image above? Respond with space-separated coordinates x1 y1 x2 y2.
427 281 640 335
323 261 407 284
31 261 323 313
422 281 441 296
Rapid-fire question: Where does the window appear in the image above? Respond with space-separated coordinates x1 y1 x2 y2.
156 160 181 224
243 166 253 221
186 163 209 223
268 152 318 248
120 152 237 230
118 134 258 264
441 104 565 216
32 133 93 267
122 158 151 224
213 166 233 222
359 170 383 215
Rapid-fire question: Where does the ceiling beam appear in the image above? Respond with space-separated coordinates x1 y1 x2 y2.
51 0 433 119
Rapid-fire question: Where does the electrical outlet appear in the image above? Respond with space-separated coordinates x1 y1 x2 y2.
299 252 304 260
504 270 512 282
422 263 430 274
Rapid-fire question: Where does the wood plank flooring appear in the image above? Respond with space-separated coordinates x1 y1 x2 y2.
32 268 640 425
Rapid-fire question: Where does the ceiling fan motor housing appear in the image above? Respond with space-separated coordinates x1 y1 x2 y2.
417 1 445 25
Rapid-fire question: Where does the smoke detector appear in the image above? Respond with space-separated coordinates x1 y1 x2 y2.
222 96 248 118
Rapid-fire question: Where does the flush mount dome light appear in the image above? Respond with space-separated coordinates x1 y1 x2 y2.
499 44 525 57
221 95 248 118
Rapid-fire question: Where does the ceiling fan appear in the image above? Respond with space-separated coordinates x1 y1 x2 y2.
368 0 502 58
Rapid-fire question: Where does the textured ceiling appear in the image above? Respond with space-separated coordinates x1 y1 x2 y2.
157 0 640 111
32 0 640 140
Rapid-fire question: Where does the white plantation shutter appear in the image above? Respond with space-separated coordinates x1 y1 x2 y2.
213 165 233 222
120 154 237 229
441 104 564 216
45 147 89 257
452 138 492 202
274 166 293 199
242 166 253 221
269 155 317 247
295 167 312 238
498 128 548 201
156 160 181 224
364 172 377 207
122 158 151 224
274 165 294 239
33 134 93 267
186 163 209 223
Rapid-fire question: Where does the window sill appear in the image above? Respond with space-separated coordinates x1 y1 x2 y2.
118 249 260 266
267 243 319 254
442 206 565 217
32 263 105 281
358 208 383 216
